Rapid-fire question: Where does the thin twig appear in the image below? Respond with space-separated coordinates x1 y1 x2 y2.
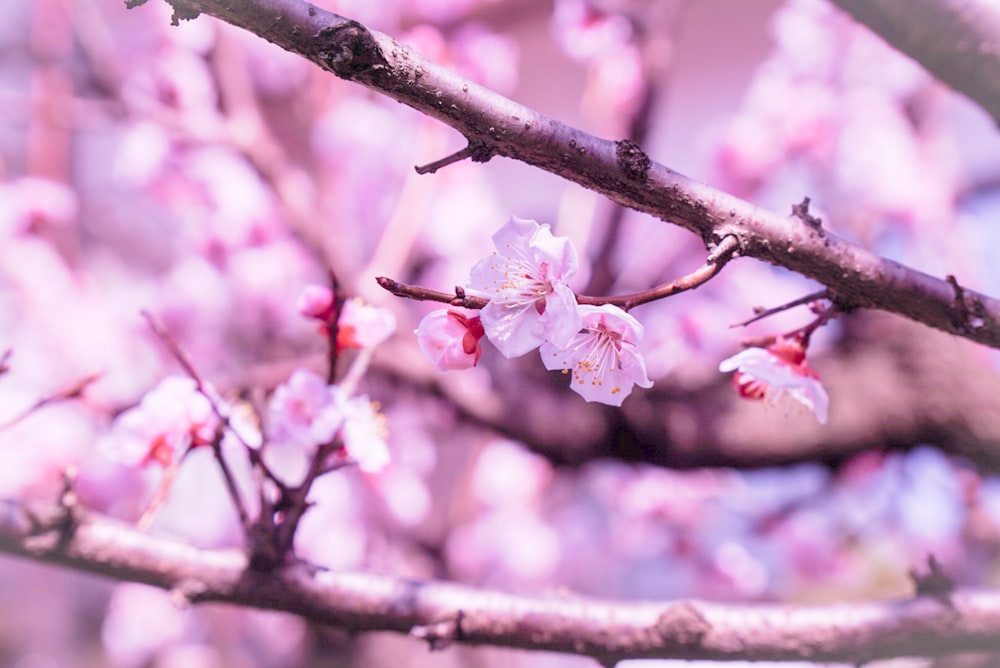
731 289 831 328
376 236 738 312
414 141 493 175
327 271 348 384
0 372 102 431
140 310 252 528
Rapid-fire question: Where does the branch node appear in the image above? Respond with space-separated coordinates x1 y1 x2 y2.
655 602 710 647
22 467 81 556
170 579 209 607
162 1 200 24
415 141 493 175
946 274 986 333
615 139 651 182
909 554 955 602
707 234 740 264
791 196 822 229
316 21 388 80
411 611 465 651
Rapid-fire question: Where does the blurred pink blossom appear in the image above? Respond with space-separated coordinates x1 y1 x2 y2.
541 304 653 406
550 0 632 61
414 308 485 372
338 391 390 473
468 216 581 358
267 369 390 474
102 583 187 668
718 336 829 424
102 376 218 468
267 369 344 451
336 297 397 350
296 284 334 321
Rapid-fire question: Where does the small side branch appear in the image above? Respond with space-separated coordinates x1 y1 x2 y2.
377 236 737 313
415 141 493 175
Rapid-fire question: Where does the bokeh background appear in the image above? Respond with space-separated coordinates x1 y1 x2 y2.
3 0 1000 666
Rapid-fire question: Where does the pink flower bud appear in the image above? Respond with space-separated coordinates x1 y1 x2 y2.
415 309 486 372
296 284 335 321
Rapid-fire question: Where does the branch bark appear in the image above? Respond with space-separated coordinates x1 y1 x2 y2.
148 0 1000 349
5 498 1000 663
829 0 1000 126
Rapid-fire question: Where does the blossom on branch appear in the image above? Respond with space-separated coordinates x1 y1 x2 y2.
468 216 581 358
267 369 390 473
267 369 345 450
297 285 396 350
718 336 829 424
102 376 218 468
540 304 653 406
415 308 486 372
336 297 397 350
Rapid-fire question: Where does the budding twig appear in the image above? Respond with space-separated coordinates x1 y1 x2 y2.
376 237 739 313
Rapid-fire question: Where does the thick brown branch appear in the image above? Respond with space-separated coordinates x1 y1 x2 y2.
4 499 1000 662
829 0 1000 126
149 0 1000 348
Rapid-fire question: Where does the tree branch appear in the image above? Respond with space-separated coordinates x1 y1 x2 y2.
146 0 1000 349
829 0 1000 126
5 498 1000 662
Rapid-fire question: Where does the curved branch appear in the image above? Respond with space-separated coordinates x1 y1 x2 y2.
147 0 1000 348
4 499 1000 663
829 0 1000 125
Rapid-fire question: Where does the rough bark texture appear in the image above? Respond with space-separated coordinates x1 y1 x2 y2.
4 500 1000 663
158 0 1000 349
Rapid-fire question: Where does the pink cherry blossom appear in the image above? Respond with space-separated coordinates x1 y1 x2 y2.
718 336 829 424
266 369 390 473
336 297 397 350
540 304 653 406
266 369 345 450
414 308 486 372
468 216 581 358
102 376 218 468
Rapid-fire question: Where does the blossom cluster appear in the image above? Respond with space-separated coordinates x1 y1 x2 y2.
103 291 396 522
416 216 652 406
414 216 829 421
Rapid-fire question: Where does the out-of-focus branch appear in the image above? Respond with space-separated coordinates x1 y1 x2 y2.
140 0 1000 349
368 312 1000 472
5 498 1000 663
829 0 1000 126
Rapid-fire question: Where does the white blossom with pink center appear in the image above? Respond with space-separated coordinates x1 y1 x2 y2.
468 216 581 358
718 336 829 424
414 308 486 372
540 304 653 406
